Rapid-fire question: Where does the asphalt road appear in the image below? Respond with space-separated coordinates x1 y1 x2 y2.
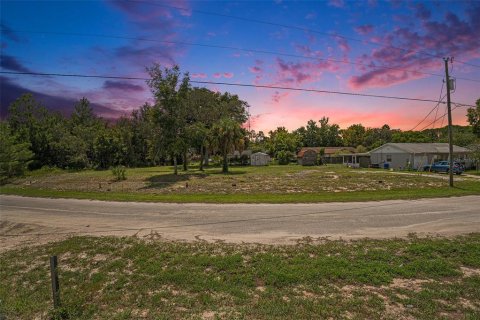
1 195 480 249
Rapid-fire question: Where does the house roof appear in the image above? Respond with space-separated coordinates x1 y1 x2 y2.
369 143 471 154
297 147 356 158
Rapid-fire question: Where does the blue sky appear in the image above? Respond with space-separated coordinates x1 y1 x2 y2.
1 0 479 130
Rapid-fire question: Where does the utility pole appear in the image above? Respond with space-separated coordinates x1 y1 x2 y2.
444 57 454 187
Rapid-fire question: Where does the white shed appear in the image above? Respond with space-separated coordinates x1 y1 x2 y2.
250 152 270 166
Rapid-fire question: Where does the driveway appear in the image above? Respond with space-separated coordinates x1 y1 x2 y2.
1 195 480 250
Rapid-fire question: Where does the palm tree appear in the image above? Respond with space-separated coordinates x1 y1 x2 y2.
210 118 245 173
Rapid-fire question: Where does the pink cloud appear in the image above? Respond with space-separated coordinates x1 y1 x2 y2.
328 0 345 8
249 66 262 73
354 24 374 35
212 72 234 79
272 91 289 103
270 57 343 86
294 44 323 58
349 5 480 90
191 73 207 79
336 37 350 54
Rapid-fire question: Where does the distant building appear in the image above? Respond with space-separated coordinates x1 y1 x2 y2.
297 147 356 165
250 152 270 166
369 143 471 170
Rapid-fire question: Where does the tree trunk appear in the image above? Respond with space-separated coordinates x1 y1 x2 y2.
199 144 204 171
173 155 178 175
183 151 188 171
204 148 209 168
222 151 229 173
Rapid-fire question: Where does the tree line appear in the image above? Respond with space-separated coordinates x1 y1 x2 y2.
1 64 479 181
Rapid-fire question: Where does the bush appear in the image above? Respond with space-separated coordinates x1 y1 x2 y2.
276 150 292 165
0 123 33 183
111 165 127 181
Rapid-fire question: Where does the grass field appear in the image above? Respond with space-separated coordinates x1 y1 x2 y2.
1 234 479 319
1 164 479 203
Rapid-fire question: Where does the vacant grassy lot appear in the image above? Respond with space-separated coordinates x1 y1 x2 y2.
2 165 480 203
1 234 479 319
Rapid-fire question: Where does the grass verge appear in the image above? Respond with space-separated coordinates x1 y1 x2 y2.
1 235 479 319
1 181 480 203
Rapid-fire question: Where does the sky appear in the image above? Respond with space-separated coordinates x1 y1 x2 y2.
1 0 479 132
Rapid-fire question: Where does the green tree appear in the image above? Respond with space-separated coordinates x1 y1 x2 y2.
70 97 104 166
210 118 245 173
147 64 190 175
7 94 52 168
467 98 480 137
318 117 343 146
363 124 393 149
304 120 320 147
0 123 33 182
342 124 366 147
266 127 301 161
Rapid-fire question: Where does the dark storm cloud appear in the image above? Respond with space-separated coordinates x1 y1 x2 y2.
0 23 23 42
103 80 145 92
0 54 32 72
0 76 123 119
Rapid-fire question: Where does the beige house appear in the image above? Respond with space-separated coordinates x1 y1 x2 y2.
369 143 471 170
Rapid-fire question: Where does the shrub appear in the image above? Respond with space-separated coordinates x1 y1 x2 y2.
111 165 127 181
0 123 33 183
276 150 292 165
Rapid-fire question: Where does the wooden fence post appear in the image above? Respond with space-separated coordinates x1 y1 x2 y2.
50 256 60 308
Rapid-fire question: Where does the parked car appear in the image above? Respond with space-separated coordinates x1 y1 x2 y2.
423 161 465 175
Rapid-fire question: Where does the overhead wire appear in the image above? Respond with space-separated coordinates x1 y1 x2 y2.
5 29 480 83
129 0 480 69
409 80 445 131
417 103 467 131
0 70 452 104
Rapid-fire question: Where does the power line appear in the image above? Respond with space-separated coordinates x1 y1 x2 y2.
431 98 440 130
131 0 480 69
0 70 451 103
0 201 407 238
409 81 445 131
417 103 466 131
6 29 480 83
439 104 447 129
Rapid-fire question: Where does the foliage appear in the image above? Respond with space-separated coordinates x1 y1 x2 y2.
147 64 191 175
111 166 127 181
266 127 301 158
467 98 480 137
1 77 477 175
276 150 292 165
0 123 33 182
210 118 245 173
295 117 342 147
342 124 366 147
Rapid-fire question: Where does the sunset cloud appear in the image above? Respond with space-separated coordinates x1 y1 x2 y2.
328 0 345 8
349 4 480 90
191 73 208 79
354 24 374 35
